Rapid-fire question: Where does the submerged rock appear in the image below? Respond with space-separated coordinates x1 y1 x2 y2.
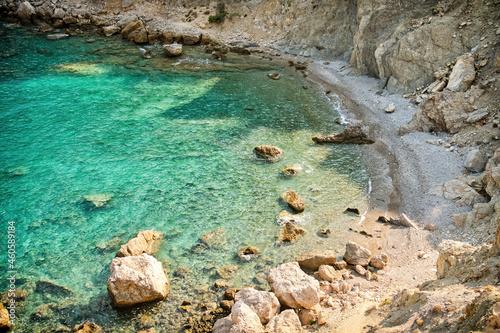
199 228 227 249
108 253 169 307
46 33 69 41
279 222 305 243
35 280 74 298
312 121 374 144
268 261 320 310
116 230 164 257
216 264 239 279
83 193 112 208
237 246 260 262
281 190 305 212
163 43 183 57
253 145 283 162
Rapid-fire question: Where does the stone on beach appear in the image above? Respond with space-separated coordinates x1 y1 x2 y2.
343 241 371 266
268 261 321 310
281 190 305 213
253 145 283 161
464 149 487 173
116 230 164 257
234 287 280 324
312 121 374 144
107 253 169 307
163 43 183 57
318 265 342 282
231 301 264 332
265 309 302 333
370 253 389 269
279 222 305 243
295 251 336 270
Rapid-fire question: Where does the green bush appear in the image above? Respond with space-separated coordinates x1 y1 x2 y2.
208 13 226 23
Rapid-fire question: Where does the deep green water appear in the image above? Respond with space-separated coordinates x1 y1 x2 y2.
0 25 369 331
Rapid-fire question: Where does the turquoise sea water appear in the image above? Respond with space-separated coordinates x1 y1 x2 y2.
0 25 369 331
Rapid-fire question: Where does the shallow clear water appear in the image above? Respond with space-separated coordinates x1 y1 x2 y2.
0 25 369 331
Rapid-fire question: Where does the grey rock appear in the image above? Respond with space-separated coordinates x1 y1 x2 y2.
464 149 487 173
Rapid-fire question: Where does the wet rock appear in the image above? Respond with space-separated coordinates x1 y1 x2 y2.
173 266 191 278
268 261 320 310
234 287 280 324
220 300 234 311
268 73 280 80
102 25 120 36
224 288 237 300
216 265 239 279
237 246 260 262
253 145 283 161
32 303 57 321
35 280 74 298
265 309 302 333
0 304 10 329
318 228 331 237
161 30 174 44
282 165 300 177
295 251 336 270
231 301 264 332
276 211 300 226
96 237 123 251
230 46 251 55
199 228 227 249
83 193 112 208
163 43 183 57
369 253 388 269
279 222 305 243
46 33 70 41
213 279 233 290
318 265 342 282
17 1 35 22
343 241 371 266
446 53 476 92
281 190 305 213
213 315 233 333
116 230 164 257
312 121 374 144
73 322 102 333
344 207 360 215
464 149 487 173
107 253 169 307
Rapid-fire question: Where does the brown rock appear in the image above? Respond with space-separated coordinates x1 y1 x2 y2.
216 264 239 279
446 53 476 92
234 287 280 324
318 265 342 282
369 253 388 269
295 251 336 270
73 322 102 333
279 222 305 243
161 30 174 44
199 228 227 249
334 260 347 270
220 300 234 311
354 265 367 276
266 309 302 333
121 20 143 39
276 210 300 226
282 165 300 177
343 241 371 266
313 121 374 144
182 33 201 45
425 223 438 231
103 25 120 36
253 145 283 161
237 246 260 262
0 304 10 329
163 43 183 57
17 1 35 23
116 230 164 257
281 190 305 212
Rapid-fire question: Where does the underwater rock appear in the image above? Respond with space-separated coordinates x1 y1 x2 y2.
83 193 112 208
32 303 57 321
108 253 169 307
295 251 337 270
268 262 320 310
294 62 308 70
73 322 103 333
281 190 305 213
253 145 283 162
279 222 305 243
268 73 280 80
312 121 374 144
116 230 164 257
216 264 239 279
35 280 74 298
4 166 29 176
237 246 260 262
199 228 227 249
96 237 123 251
46 33 69 41
282 165 300 177
163 43 183 57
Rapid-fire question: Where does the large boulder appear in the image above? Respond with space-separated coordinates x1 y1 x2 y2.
446 53 476 92
122 20 148 44
103 25 121 37
213 316 233 333
312 121 374 144
265 309 302 333
253 145 283 162
231 301 264 333
279 222 305 243
234 287 280 324
163 43 183 57
281 190 305 213
295 251 336 270
464 149 487 173
182 33 202 45
268 262 320 310
343 241 371 266
436 239 477 279
107 253 169 307
317 265 342 282
116 230 164 257
17 1 35 23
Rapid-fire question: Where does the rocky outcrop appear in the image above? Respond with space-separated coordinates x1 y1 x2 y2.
17 1 35 23
446 53 476 92
268 262 321 310
276 211 300 226
116 230 164 257
121 19 148 44
295 251 336 270
253 145 283 162
343 241 371 266
312 122 374 144
107 253 169 307
430 177 487 207
234 287 280 324
281 190 305 213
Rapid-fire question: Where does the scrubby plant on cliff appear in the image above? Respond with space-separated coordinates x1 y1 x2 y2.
208 1 228 23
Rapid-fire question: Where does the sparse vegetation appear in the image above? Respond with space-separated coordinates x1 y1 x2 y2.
208 1 228 23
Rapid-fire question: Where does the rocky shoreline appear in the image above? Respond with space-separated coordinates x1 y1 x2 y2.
1 0 500 332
